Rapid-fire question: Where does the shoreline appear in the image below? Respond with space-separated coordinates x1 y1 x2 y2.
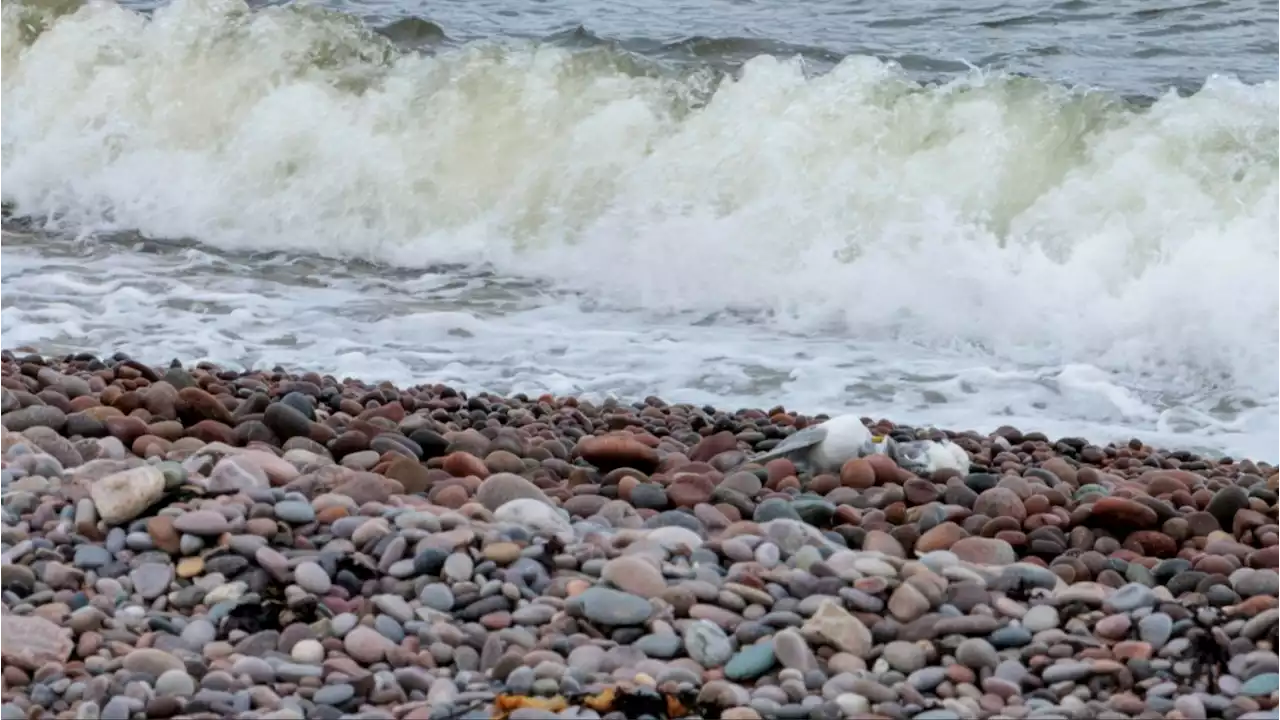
1 350 1277 720
2 343 1272 464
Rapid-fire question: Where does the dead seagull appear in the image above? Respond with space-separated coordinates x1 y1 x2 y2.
748 414 881 474
881 437 971 476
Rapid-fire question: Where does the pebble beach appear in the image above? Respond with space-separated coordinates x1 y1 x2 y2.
0 351 1277 720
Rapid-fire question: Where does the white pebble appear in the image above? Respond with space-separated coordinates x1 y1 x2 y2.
290 639 325 664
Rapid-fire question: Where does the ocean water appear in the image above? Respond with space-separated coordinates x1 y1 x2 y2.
2 0 1277 460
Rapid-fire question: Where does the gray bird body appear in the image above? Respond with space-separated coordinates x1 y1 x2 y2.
886 438 971 475
749 414 879 474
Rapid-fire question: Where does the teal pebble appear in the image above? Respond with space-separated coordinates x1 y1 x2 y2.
158 461 188 489
207 601 238 625
988 625 1032 648
1124 562 1155 587
1240 673 1279 697
274 500 316 524
724 641 776 681
1073 484 1110 500
753 498 801 523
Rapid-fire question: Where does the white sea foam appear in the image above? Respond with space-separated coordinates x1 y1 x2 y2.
2 0 1277 459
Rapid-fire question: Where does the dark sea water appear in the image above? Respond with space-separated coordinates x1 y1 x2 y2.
106 0 1280 98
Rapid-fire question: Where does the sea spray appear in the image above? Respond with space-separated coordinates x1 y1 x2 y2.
3 0 1277 458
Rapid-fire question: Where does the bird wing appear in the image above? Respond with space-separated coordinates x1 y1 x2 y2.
750 425 828 464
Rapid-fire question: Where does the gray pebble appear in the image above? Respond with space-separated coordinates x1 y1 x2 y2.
275 662 324 682
181 619 217 648
180 534 204 555
312 684 356 706
130 562 173 599
374 614 405 642
1041 660 1093 684
275 500 316 524
955 638 998 670
73 545 113 569
1139 613 1173 649
420 584 455 612
1021 605 1059 632
294 561 331 594
908 667 947 691
154 670 196 697
1104 583 1157 613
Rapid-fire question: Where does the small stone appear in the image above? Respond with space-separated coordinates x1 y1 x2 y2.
955 638 998 670
122 648 184 677
255 545 290 582
576 435 659 472
420 584 455 612
1040 660 1092 684
154 669 196 697
291 639 325 664
181 619 216 647
601 556 667 597
176 557 204 578
313 684 356 706
888 582 931 622
1138 613 1173 649
382 456 430 494
2 405 66 432
916 522 968 552
173 510 231 536
1104 583 1157 613
130 562 173 599
373 594 414 623
753 498 801 523
1090 497 1159 529
73 545 113 569
147 516 182 555
89 466 165 525
206 455 270 493
443 553 474 583
294 561 331 594
1021 605 1059 632
773 629 816 672
684 620 734 668
1095 613 1131 640
343 627 392 664
263 402 312 440
803 599 872 658
274 500 316 524
1206 486 1250 529
1240 672 1279 697
474 473 552 511
882 641 927 673
973 487 1026 523
179 534 204 555
571 587 653 626
493 499 572 539
483 542 521 565
724 641 776 681
949 537 1017 565
635 633 682 659
1 615 73 669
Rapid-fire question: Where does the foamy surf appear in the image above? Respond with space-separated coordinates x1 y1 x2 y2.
2 0 1277 459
